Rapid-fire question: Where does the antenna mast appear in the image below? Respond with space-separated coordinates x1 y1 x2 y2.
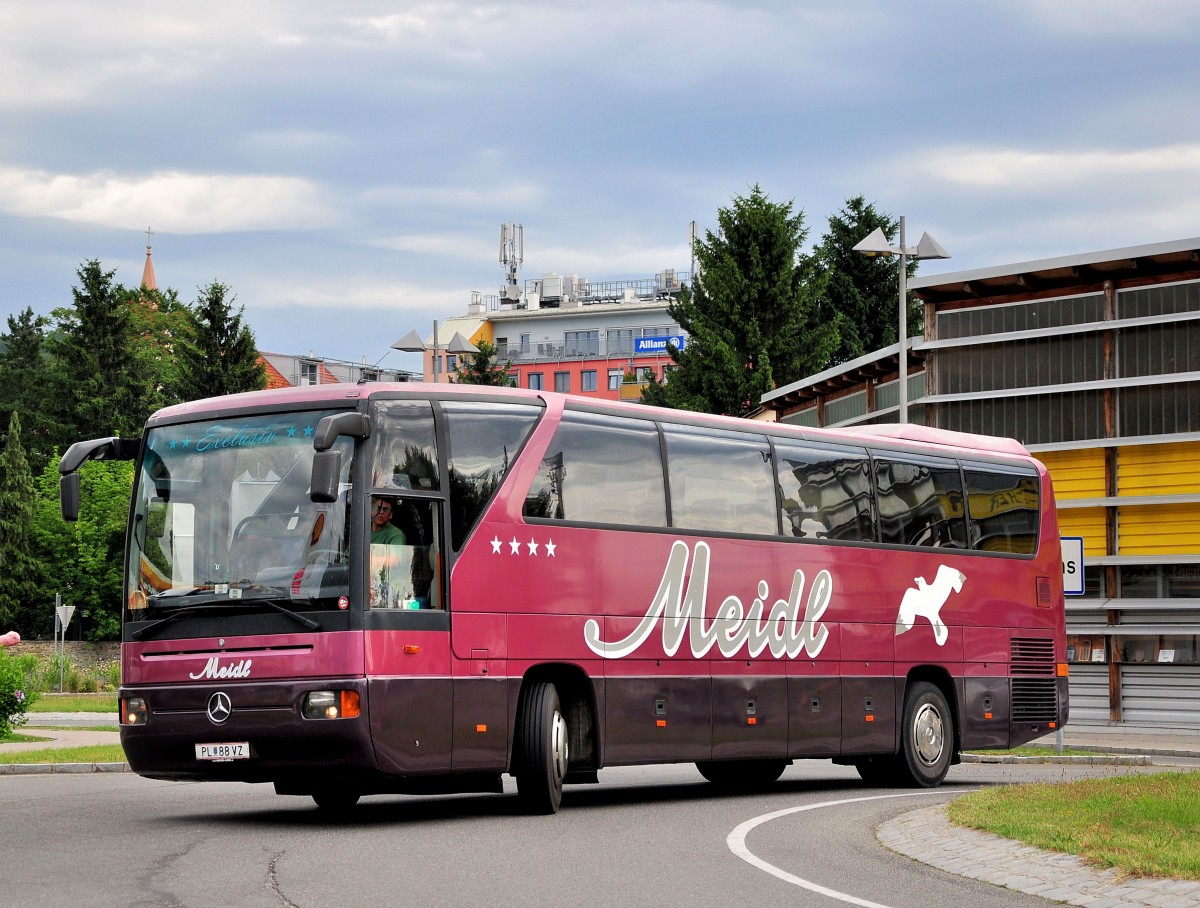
500 222 523 302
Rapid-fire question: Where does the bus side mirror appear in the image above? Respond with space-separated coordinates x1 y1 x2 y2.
60 473 81 522
313 412 370 452
310 450 343 503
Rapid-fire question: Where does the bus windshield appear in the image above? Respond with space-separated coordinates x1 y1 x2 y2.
126 409 355 620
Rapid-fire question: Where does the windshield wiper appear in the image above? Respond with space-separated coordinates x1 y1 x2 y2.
229 588 322 632
131 591 321 641
131 603 236 641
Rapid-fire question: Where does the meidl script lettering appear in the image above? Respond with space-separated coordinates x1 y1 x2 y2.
188 657 253 680
584 540 831 660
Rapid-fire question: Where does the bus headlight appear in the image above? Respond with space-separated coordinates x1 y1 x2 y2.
302 690 361 720
121 697 148 726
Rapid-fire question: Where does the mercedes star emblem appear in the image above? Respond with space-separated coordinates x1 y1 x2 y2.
206 691 232 725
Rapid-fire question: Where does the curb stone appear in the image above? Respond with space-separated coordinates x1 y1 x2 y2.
961 753 1152 765
0 762 130 775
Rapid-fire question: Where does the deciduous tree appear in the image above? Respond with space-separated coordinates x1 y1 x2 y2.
452 340 514 386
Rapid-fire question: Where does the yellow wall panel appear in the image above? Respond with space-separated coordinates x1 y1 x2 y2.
1118 442 1200 497
1056 507 1107 557
1118 503 1200 556
1038 448 1106 500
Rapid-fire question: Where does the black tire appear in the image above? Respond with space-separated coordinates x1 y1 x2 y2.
695 759 787 790
312 789 360 814
897 681 954 788
515 682 568 814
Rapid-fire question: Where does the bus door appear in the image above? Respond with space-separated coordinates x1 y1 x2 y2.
364 494 455 774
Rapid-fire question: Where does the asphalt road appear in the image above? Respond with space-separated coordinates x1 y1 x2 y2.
0 759 1180 908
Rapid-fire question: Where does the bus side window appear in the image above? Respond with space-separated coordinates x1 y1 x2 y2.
874 456 968 549
444 401 541 550
523 412 666 527
371 401 439 491
370 498 444 609
663 425 775 536
774 442 874 542
963 467 1040 555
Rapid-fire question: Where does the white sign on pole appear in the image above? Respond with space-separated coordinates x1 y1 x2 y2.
56 605 76 629
1060 536 1084 596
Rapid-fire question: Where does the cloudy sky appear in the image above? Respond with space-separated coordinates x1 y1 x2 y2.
2 1 1198 373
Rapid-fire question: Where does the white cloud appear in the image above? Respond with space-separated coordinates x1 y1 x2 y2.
0 167 338 233
1012 0 1200 38
911 144 1200 190
242 276 468 314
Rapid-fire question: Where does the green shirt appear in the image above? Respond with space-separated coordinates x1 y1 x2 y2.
371 524 407 545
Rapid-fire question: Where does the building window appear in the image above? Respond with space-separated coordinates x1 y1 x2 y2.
554 371 571 393
582 370 598 392
520 334 530 354
446 354 457 373
528 372 544 390
565 330 599 356
300 361 319 385
608 369 623 390
639 366 656 382
607 329 634 356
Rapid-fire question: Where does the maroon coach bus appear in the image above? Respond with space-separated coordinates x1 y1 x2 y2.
60 383 1067 813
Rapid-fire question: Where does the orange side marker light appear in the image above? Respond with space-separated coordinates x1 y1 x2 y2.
656 719 667 728
403 645 420 655
475 724 487 733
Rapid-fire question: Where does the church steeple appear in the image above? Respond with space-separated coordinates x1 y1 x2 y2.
141 226 157 290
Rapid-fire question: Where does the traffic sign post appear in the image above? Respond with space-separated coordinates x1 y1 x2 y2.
54 594 76 692
1061 537 1084 596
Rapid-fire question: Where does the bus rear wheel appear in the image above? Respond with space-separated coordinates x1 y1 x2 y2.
898 681 953 788
695 759 787 790
515 682 568 814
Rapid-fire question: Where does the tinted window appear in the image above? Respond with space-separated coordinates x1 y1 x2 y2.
775 441 874 542
874 456 968 548
444 402 541 549
523 412 667 527
371 400 439 491
664 425 776 535
964 466 1040 555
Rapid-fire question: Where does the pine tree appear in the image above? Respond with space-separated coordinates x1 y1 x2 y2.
654 186 837 416
0 413 40 634
177 281 267 401
46 260 155 445
0 308 60 468
811 196 920 366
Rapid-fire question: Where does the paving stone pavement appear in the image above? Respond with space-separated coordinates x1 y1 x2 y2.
878 803 1200 908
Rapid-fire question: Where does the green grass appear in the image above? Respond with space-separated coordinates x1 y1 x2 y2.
966 745 1099 757
0 744 126 764
27 693 118 713
949 771 1200 880
0 733 52 744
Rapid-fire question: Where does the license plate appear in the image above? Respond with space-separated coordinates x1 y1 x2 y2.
195 742 250 761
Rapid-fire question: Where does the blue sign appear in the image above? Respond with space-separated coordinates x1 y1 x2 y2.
633 335 686 355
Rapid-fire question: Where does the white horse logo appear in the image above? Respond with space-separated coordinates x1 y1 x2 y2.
895 565 966 646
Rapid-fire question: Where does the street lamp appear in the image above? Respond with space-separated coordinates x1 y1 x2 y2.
852 216 950 423
392 321 478 382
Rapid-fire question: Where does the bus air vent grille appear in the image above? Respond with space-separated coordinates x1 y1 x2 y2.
1010 637 1055 675
1010 678 1058 723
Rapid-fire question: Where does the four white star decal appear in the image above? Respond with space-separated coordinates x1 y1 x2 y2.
490 535 557 557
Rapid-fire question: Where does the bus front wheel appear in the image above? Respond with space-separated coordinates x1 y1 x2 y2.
898 681 953 788
515 682 568 814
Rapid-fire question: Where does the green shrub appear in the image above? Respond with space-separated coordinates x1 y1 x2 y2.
0 651 40 737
